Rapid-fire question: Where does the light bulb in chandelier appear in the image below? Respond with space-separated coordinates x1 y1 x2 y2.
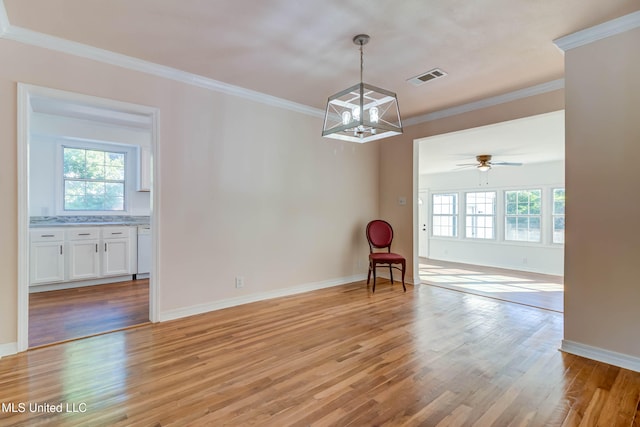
352 106 361 121
369 106 379 123
341 111 351 126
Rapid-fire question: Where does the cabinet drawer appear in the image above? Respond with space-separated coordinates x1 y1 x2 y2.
30 229 64 242
102 226 130 238
66 228 100 240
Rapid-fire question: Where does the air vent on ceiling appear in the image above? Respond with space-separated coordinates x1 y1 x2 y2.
407 68 448 86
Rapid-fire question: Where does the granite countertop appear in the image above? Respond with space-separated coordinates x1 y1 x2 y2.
30 215 150 228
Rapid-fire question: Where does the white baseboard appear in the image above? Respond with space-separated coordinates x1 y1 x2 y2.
561 340 640 373
159 274 367 322
0 342 18 358
29 275 135 293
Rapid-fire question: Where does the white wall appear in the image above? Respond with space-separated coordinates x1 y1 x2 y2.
0 37 379 348
419 160 565 275
563 26 640 361
29 112 151 217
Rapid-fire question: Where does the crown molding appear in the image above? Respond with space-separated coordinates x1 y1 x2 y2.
0 0 570 126
554 11 640 52
403 79 565 127
0 1 9 36
0 1 324 119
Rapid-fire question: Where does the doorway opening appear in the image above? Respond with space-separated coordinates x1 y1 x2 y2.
413 111 565 312
17 84 159 350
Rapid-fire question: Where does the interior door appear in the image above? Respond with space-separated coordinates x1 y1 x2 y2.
418 190 429 259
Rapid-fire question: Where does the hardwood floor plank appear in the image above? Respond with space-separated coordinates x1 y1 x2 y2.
28 279 150 347
1 281 639 426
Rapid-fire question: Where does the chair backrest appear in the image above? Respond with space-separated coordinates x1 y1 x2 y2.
366 220 394 252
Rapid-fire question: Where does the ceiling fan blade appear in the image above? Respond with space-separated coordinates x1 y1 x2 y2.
455 163 477 167
491 161 523 166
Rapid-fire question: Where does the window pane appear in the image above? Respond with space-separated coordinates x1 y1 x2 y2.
505 217 517 240
105 166 125 180
63 148 86 178
529 217 541 242
553 188 565 214
553 216 565 244
64 195 85 210
105 183 124 210
63 147 126 211
65 180 85 196
85 150 105 179
530 191 541 215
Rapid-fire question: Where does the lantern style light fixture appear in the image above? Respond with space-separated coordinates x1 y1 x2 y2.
322 34 403 143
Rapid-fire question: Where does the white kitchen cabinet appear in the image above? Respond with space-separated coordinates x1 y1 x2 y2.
30 229 65 285
101 227 134 277
67 228 100 281
137 145 151 192
29 225 137 288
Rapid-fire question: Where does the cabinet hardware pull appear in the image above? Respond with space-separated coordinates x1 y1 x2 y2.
41 234 55 237
105 243 107 252
111 232 123 235
96 244 98 253
78 233 91 236
60 245 63 255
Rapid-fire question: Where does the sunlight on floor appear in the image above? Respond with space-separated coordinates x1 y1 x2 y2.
419 260 564 312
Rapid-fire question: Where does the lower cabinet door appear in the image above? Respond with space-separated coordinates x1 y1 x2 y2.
102 238 130 277
68 240 100 280
30 242 65 285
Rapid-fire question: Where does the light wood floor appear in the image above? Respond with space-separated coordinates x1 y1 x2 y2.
419 258 564 312
29 279 150 348
2 280 639 426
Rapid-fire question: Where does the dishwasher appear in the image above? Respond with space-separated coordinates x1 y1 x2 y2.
137 225 151 278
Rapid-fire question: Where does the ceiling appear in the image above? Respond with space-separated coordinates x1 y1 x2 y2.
418 111 565 174
3 0 639 120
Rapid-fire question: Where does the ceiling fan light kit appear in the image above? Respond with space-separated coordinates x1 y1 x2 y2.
322 34 403 143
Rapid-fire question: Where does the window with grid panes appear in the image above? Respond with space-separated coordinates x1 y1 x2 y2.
432 193 458 237
465 191 496 239
505 189 541 242
63 147 126 211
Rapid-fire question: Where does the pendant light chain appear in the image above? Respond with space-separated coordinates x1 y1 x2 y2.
359 41 364 84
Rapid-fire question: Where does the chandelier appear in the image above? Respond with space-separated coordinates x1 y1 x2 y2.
322 34 403 143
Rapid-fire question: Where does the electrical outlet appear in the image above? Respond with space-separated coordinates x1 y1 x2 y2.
235 277 245 288
523 258 528 265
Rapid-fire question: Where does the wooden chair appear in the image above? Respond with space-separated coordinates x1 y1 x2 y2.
366 220 406 292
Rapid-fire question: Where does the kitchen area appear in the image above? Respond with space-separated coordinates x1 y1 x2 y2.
29 217 150 291
26 95 154 347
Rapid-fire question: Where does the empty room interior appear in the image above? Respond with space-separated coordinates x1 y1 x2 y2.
1 1 640 425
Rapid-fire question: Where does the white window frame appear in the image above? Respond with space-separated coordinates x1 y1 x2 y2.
465 191 496 240
431 193 458 237
552 188 565 244
56 140 137 215
504 189 542 243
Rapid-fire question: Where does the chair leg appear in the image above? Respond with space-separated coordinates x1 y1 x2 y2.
372 264 377 293
401 261 406 292
389 265 394 284
367 261 372 285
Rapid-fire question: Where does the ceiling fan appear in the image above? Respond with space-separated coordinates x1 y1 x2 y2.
456 154 523 172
